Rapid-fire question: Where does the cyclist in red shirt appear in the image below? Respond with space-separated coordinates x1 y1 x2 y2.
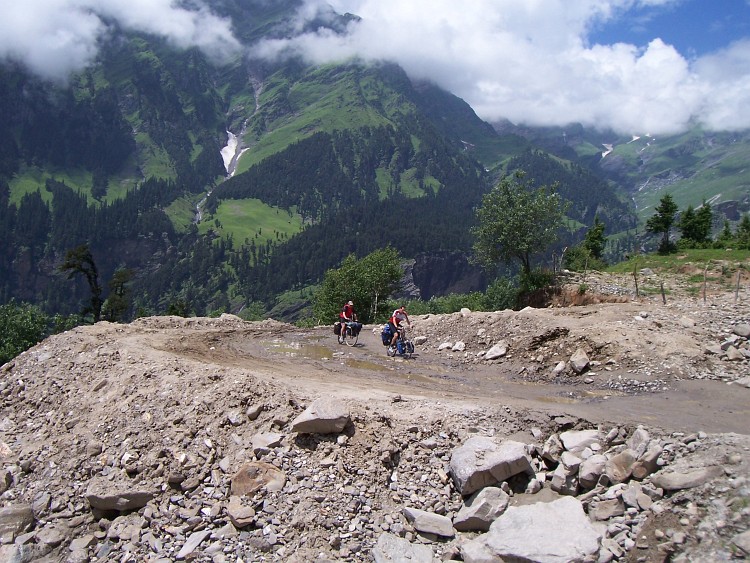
388 305 411 351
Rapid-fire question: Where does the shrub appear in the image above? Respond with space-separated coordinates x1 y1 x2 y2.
0 301 49 365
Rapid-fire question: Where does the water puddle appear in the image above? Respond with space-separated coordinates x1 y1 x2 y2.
345 358 389 371
266 340 333 361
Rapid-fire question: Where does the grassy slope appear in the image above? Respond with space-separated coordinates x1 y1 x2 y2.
197 198 303 245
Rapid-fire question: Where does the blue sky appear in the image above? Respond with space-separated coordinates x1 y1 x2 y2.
589 0 750 58
1 0 749 135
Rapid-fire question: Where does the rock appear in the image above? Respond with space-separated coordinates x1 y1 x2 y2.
251 432 284 455
732 529 750 555
402 507 455 537
604 449 638 484
734 323 750 338
569 349 590 374
461 496 601 563
450 437 533 496
590 498 625 520
679 316 696 328
372 532 434 563
631 443 663 480
725 346 745 361
290 397 350 434
176 529 211 560
225 496 255 528
650 466 724 491
453 486 510 532
438 342 453 351
485 340 508 360
84 477 154 512
452 341 466 352
578 454 607 489
560 429 600 454
0 505 34 542
230 461 287 496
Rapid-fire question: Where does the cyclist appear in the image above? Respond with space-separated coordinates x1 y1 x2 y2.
339 301 360 341
388 305 411 352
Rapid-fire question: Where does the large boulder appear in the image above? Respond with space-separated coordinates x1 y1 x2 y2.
461 496 602 563
290 397 350 434
449 437 533 496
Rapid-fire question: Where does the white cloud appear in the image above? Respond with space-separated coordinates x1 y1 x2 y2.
255 0 749 135
0 0 240 82
2 0 747 135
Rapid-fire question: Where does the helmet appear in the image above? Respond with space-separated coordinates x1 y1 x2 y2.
348 301 353 306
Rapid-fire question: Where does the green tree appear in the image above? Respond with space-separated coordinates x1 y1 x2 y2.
583 216 607 261
565 217 608 271
312 247 402 324
101 268 134 322
646 194 678 254
678 201 712 246
0 301 48 365
736 214 750 249
59 244 103 322
472 171 567 276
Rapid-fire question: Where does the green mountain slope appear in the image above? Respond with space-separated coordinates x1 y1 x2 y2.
7 0 738 321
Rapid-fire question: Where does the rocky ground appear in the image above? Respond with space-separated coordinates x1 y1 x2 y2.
0 267 749 562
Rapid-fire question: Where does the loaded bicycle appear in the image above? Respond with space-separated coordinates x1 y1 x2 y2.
335 321 361 346
382 324 415 358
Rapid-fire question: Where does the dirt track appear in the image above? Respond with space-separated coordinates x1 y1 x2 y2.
151 294 750 435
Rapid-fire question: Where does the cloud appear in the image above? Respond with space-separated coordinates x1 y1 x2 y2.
255 0 749 135
2 0 747 135
0 0 240 82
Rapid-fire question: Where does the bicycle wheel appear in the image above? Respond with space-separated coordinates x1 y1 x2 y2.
345 326 358 347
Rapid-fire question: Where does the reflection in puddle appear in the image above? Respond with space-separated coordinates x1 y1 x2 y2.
345 359 389 371
266 340 333 361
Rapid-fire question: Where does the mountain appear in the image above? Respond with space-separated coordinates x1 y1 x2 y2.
496 122 750 222
0 1 745 321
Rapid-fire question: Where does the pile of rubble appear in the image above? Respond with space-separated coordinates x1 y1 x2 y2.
0 315 748 562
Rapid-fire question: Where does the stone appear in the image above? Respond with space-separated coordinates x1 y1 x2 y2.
560 429 600 454
176 530 211 560
402 507 455 537
650 466 724 491
84 477 154 512
604 449 638 484
226 497 255 528
590 498 625 520
453 486 510 532
230 461 287 496
461 497 601 563
290 397 350 434
0 505 34 542
732 529 750 555
578 454 607 489
450 437 533 496
372 532 434 563
569 348 590 374
485 340 509 360
734 323 750 338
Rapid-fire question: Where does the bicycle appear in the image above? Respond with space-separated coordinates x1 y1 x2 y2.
338 321 360 347
386 325 414 358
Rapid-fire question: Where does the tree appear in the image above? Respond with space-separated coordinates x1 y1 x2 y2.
736 214 750 249
101 268 134 322
0 301 48 365
312 247 402 324
59 244 103 322
678 200 712 246
472 171 567 277
646 194 678 253
583 216 607 261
